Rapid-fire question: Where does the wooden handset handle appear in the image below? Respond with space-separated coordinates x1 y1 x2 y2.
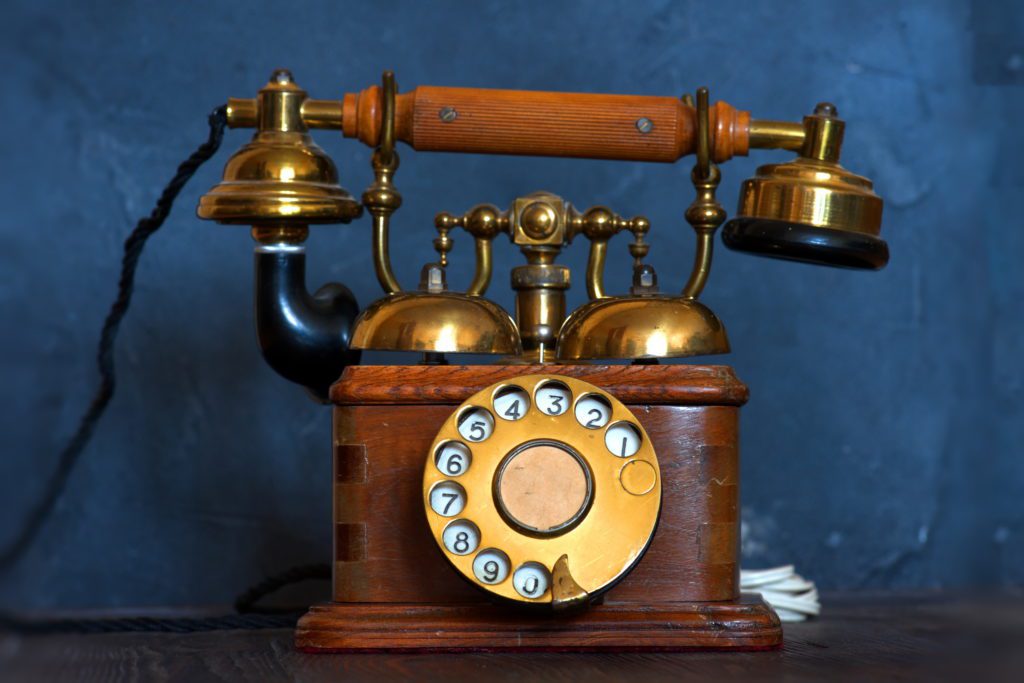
341 85 751 163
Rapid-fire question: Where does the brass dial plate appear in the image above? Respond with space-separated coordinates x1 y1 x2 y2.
422 374 661 606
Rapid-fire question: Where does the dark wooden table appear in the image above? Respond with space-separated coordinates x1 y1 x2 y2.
2 593 1021 682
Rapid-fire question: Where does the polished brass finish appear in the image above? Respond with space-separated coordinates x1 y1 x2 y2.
226 97 257 128
551 554 590 611
434 205 512 296
299 99 344 130
511 192 570 355
423 375 661 606
736 158 883 236
735 104 883 238
512 255 570 360
557 296 729 360
250 225 309 245
350 290 520 354
556 88 731 360
511 192 568 247
748 119 806 151
801 102 843 162
363 72 403 294
572 208 650 300
198 70 361 227
681 87 726 300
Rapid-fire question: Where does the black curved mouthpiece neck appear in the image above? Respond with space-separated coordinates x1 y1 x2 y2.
254 244 360 402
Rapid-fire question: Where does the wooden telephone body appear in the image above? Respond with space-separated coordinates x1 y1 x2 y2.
295 364 781 651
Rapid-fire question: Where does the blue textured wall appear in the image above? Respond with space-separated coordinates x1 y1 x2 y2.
1 0 1021 609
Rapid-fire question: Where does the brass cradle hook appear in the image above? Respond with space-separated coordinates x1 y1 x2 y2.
555 86 731 361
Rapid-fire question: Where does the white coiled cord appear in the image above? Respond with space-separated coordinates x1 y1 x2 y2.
740 565 820 622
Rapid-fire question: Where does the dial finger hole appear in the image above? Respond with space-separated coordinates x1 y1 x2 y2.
535 381 572 416
429 481 467 517
458 407 494 442
575 394 611 429
435 441 471 477
605 422 642 458
442 519 480 556
472 549 511 585
493 386 530 422
513 561 550 599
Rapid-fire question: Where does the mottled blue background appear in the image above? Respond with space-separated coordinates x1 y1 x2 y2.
1 1 1021 609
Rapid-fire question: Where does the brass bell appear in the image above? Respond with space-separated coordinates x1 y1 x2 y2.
557 264 730 361
350 263 521 355
722 103 888 270
197 69 362 228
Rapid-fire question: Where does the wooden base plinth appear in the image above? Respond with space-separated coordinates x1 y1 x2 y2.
295 594 782 652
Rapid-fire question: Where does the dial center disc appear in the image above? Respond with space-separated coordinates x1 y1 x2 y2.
495 441 592 535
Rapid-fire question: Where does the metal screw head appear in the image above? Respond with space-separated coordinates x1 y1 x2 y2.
439 106 458 123
635 117 654 134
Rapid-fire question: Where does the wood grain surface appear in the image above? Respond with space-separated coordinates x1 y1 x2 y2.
329 364 750 406
318 364 752 650
4 595 1019 682
296 595 780 651
341 85 750 163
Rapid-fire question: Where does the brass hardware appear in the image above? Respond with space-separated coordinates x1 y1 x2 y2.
435 205 511 296
557 296 729 360
748 119 806 151
510 193 570 359
440 193 646 361
349 290 521 354
551 555 590 611
352 108 522 357
681 87 726 300
423 374 661 606
723 102 888 270
197 69 362 230
572 208 650 301
364 71 403 294
556 87 731 361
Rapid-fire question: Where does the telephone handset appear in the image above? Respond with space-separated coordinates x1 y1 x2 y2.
423 375 660 608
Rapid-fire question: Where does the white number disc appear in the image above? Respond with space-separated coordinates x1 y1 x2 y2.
429 481 466 517
435 441 471 477
442 520 480 556
575 395 611 429
605 422 642 458
458 408 495 442
513 562 550 598
472 549 511 585
493 387 530 421
535 382 571 416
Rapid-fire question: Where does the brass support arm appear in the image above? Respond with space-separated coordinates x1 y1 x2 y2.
434 205 511 296
570 208 650 301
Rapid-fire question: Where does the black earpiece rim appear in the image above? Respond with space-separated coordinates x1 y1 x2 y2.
721 218 889 270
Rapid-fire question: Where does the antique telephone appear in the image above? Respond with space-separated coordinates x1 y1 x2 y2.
191 68 887 650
